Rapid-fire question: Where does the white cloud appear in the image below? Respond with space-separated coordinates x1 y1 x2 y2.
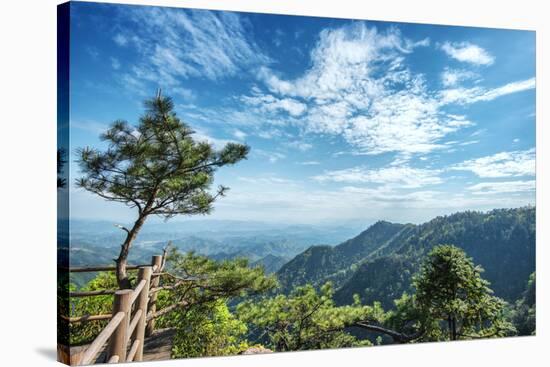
241 94 307 117
110 57 121 70
451 148 535 178
341 186 439 203
253 23 483 156
475 78 536 101
299 161 321 165
254 149 286 163
257 24 417 101
113 33 128 46
238 176 296 185
285 140 313 151
232 129 247 141
440 42 495 65
440 78 536 105
313 165 443 188
72 120 109 135
113 8 270 91
467 180 535 195
192 128 236 150
440 67 478 87
172 87 196 101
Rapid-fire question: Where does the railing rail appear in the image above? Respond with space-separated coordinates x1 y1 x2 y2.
76 267 152 365
61 253 196 365
63 259 157 365
59 264 144 273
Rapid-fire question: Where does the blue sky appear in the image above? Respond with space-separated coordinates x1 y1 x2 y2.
63 2 536 225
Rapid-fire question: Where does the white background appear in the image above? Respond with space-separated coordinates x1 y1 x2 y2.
0 0 547 365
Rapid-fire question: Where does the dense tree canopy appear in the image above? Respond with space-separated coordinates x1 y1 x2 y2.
163 249 277 310
237 283 377 351
171 300 250 358
65 243 530 357
512 272 536 336
413 245 514 340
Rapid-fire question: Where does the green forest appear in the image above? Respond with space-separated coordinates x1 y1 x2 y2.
59 93 536 360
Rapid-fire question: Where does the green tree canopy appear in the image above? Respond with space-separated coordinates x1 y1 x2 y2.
512 272 536 336
77 92 249 288
237 283 380 352
164 249 277 308
171 300 250 358
413 245 514 340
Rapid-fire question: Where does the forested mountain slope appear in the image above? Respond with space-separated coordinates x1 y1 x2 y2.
278 207 535 307
276 221 410 293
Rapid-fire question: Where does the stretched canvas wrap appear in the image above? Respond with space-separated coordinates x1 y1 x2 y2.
57 1 536 365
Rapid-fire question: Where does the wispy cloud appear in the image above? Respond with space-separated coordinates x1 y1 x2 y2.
232 129 247 141
110 57 121 70
440 41 495 65
440 67 478 87
439 78 536 105
192 128 236 150
238 175 296 186
313 165 443 188
451 148 535 178
253 149 286 163
112 8 270 91
113 33 128 46
72 120 109 135
252 23 476 156
241 93 307 117
285 140 313 151
467 180 535 195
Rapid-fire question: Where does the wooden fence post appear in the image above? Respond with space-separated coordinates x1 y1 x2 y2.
107 289 132 362
146 255 163 336
133 266 152 361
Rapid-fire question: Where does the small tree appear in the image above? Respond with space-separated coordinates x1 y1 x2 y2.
161 250 276 356
77 92 249 288
413 245 514 340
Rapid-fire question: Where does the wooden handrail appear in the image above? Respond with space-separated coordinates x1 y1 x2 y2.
132 266 152 361
107 290 132 362
146 255 163 336
129 279 147 305
107 355 119 363
60 265 145 273
127 309 143 338
80 311 125 365
126 339 141 362
69 289 117 297
61 313 112 323
72 254 177 365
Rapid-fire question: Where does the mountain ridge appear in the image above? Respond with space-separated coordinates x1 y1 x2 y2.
277 206 535 307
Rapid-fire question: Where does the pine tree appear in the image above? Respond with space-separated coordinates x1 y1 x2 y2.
77 92 249 288
413 245 514 340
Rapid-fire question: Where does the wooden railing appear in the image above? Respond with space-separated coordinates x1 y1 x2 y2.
60 255 176 365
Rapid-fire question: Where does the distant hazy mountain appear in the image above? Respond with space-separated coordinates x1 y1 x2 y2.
64 219 366 272
251 254 290 274
277 207 535 307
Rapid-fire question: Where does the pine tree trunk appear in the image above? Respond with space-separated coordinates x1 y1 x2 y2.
116 215 147 289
